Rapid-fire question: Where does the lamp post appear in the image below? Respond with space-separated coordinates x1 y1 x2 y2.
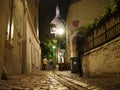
52 45 56 69
50 26 65 63
50 4 66 68
56 27 65 64
52 45 56 58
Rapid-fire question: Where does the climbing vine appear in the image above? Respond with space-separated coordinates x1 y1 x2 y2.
84 0 120 35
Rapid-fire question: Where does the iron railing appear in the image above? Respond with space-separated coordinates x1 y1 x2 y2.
85 12 120 52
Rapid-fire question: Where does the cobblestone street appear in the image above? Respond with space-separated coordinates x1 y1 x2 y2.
0 70 120 90
0 71 68 90
1 0 120 90
54 71 120 90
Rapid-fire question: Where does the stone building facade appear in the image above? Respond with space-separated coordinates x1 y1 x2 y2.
0 0 41 79
65 0 120 77
83 36 120 77
66 0 111 60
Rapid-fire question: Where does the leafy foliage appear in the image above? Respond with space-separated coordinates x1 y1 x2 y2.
84 0 120 35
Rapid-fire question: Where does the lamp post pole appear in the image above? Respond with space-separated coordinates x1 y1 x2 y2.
52 45 56 69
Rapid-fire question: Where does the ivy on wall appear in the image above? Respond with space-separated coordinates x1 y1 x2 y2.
84 0 120 35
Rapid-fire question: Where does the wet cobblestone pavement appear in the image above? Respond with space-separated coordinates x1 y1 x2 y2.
0 70 120 90
0 71 69 90
54 71 120 90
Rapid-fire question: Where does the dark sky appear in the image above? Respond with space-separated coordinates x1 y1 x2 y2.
39 0 70 40
39 0 71 56
40 0 70 21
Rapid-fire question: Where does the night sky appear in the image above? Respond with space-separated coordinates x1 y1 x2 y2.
40 0 70 22
39 0 71 39
39 0 71 57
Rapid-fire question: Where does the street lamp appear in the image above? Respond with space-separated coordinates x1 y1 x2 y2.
56 28 65 35
50 4 66 66
52 45 56 69
52 45 56 49
52 45 56 59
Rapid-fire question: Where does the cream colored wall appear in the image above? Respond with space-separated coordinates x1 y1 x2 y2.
27 0 39 37
67 0 120 77
4 0 25 75
66 0 111 60
0 0 41 77
83 36 120 77
26 17 41 73
0 0 9 79
67 0 110 28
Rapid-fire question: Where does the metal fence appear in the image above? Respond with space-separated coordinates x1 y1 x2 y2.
85 12 120 52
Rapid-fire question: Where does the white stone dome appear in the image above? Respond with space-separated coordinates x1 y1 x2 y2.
50 4 66 34
51 17 65 28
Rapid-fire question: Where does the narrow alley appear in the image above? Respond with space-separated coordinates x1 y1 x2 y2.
0 70 120 90
0 0 120 90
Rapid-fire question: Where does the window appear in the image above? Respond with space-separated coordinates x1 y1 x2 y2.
7 0 14 41
7 17 14 41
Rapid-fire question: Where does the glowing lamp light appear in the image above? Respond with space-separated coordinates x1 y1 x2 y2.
52 45 56 49
57 28 64 35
